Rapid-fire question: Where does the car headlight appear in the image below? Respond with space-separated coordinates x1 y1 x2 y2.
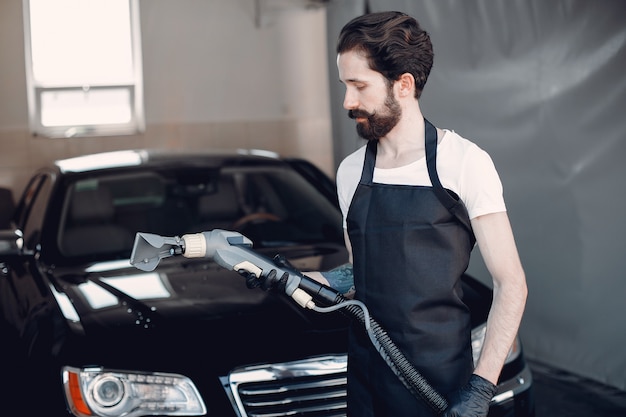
471 323 521 367
62 367 206 417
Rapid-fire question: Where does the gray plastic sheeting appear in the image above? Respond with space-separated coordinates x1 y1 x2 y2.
325 0 626 390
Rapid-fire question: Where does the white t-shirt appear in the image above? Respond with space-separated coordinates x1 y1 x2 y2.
336 129 506 227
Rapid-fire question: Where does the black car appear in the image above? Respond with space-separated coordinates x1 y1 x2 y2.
0 149 534 417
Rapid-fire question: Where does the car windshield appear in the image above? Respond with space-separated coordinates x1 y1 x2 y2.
56 164 343 260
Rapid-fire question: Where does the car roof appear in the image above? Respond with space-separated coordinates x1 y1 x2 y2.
54 148 282 174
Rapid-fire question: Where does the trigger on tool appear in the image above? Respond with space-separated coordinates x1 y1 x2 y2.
233 261 263 279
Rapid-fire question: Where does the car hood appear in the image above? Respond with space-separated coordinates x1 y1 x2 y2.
53 244 343 327
48 244 350 372
55 258 274 329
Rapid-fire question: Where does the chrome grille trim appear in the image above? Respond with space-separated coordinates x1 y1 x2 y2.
221 355 348 417
492 363 533 404
220 354 532 416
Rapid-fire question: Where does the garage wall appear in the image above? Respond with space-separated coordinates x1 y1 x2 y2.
3 0 625 393
0 0 334 196
326 0 626 390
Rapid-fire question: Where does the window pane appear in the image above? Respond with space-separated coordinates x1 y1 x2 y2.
29 0 133 85
41 89 132 126
24 0 144 137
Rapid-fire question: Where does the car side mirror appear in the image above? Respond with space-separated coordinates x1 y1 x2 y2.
0 229 24 256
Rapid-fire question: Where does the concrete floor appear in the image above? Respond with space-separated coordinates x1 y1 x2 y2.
530 361 626 416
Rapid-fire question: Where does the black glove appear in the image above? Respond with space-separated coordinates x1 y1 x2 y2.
239 254 297 291
272 254 302 275
239 268 288 291
442 374 497 417
239 269 262 289
267 254 306 291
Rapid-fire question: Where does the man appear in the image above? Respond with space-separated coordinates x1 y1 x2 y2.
309 11 527 417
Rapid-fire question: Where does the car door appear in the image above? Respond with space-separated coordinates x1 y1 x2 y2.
0 172 56 341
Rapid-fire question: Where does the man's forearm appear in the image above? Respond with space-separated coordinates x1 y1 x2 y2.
474 274 527 384
471 212 528 385
320 263 355 294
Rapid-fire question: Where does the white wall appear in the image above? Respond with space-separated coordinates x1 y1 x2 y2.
0 0 334 196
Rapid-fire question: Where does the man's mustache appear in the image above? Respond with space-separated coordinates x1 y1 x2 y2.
348 109 373 120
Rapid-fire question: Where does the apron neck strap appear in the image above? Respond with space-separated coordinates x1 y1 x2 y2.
359 118 476 244
360 118 439 185
425 119 476 244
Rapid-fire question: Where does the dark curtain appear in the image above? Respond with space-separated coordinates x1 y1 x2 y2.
326 0 626 390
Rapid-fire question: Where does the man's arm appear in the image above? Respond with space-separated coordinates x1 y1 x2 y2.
470 211 528 384
444 211 526 417
305 230 355 296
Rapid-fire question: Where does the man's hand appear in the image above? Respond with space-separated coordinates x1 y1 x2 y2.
442 374 497 417
239 254 295 291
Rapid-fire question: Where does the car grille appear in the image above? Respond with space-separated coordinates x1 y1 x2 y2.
221 355 348 417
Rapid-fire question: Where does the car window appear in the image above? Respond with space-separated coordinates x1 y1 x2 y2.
57 164 343 260
284 158 339 207
20 173 54 249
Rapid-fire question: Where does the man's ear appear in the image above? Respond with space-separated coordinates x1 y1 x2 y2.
396 73 416 98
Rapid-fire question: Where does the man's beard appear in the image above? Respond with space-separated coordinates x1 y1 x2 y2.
348 88 401 141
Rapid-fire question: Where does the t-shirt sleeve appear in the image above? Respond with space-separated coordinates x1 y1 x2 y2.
459 145 507 219
336 146 366 228
336 166 350 227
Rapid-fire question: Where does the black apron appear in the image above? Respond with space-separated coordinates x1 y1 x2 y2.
346 120 475 416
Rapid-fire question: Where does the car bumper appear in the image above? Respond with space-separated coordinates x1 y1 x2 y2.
489 364 535 417
221 354 535 417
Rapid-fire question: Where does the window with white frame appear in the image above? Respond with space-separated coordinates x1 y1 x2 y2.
23 0 144 138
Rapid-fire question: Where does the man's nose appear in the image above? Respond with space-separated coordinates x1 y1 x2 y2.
343 90 358 110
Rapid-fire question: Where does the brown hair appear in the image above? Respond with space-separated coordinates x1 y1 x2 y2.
337 11 434 99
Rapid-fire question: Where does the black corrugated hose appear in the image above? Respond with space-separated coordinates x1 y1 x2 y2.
297 275 449 414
